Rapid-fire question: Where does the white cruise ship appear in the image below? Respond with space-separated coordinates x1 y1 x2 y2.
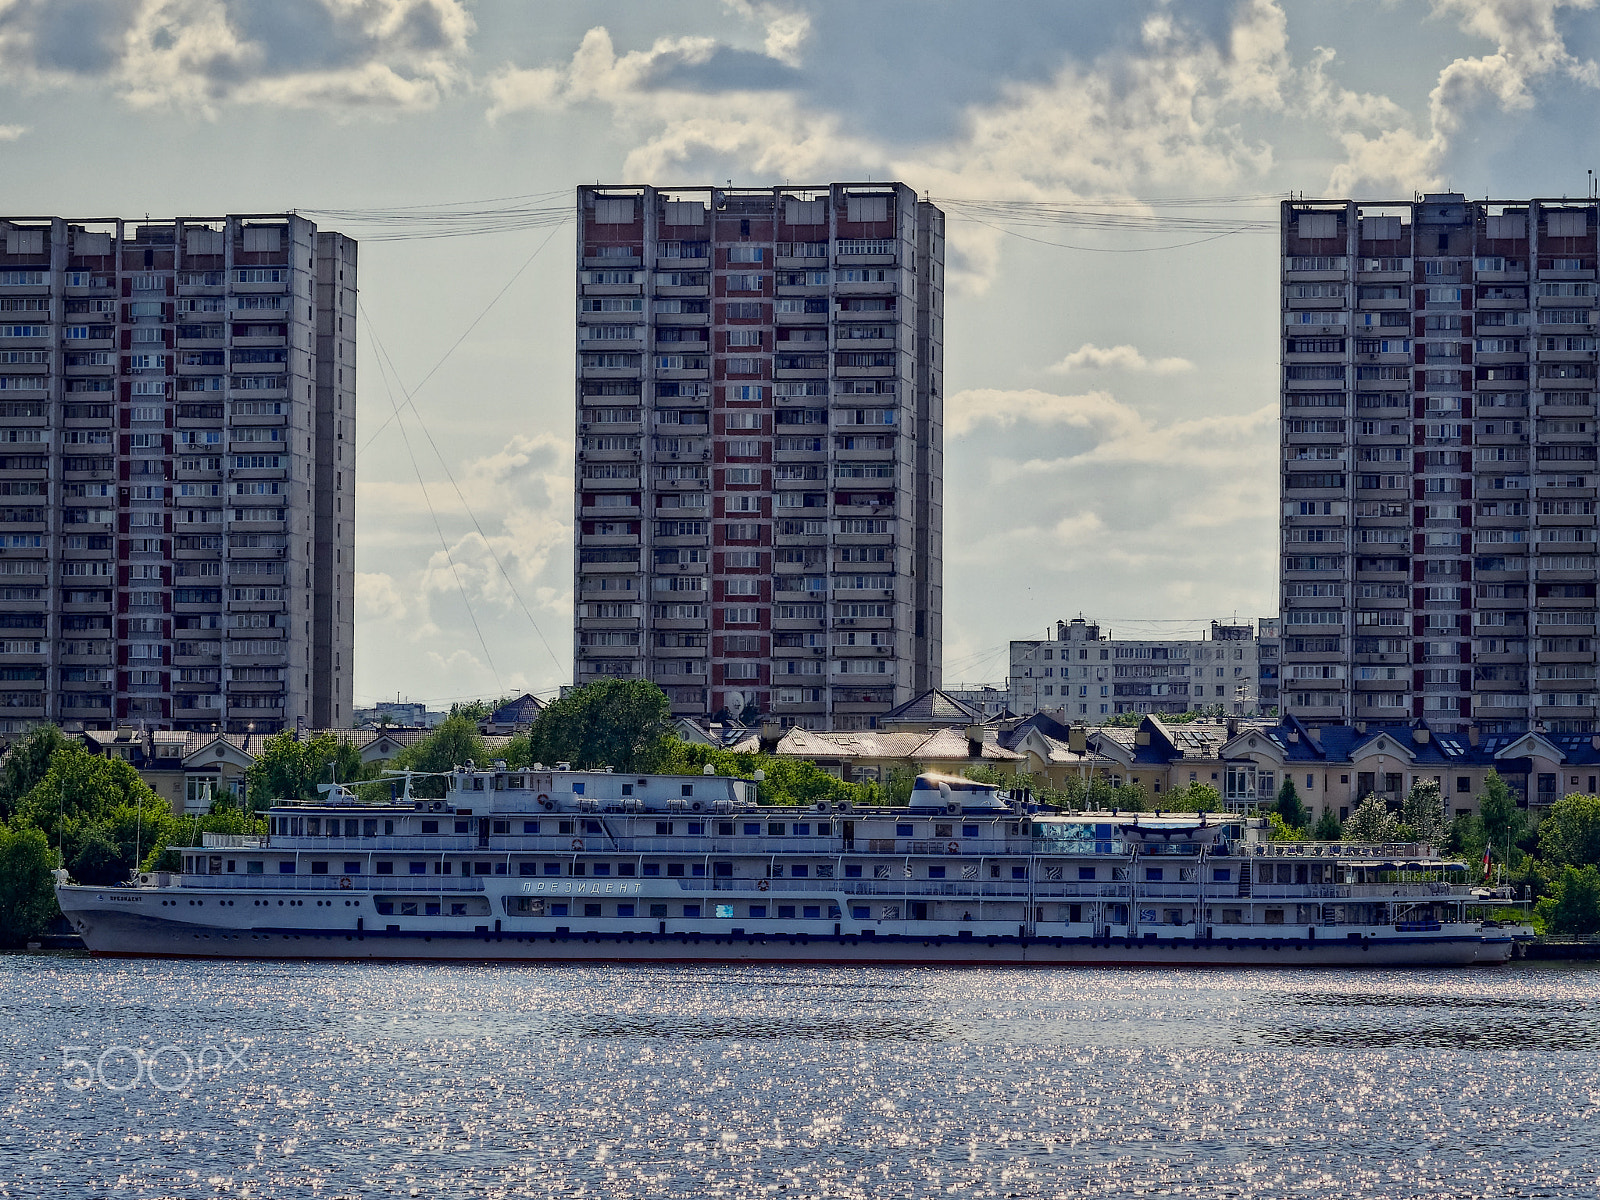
55 764 1515 966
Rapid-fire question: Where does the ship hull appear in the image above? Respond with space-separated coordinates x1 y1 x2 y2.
59 887 1507 967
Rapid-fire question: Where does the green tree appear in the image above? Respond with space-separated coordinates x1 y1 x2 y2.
450 695 515 723
1275 778 1309 830
383 714 490 799
1085 776 1119 810
1051 775 1087 809
880 766 916 807
69 825 126 886
1112 781 1148 812
1265 811 1306 841
1535 864 1600 935
0 822 56 945
245 731 365 807
650 738 874 808
1312 808 1343 841
0 724 66 822
14 743 168 849
1444 811 1484 861
1162 782 1222 813
500 731 533 770
1401 779 1448 846
1344 794 1398 843
10 745 179 885
1538 792 1600 869
1477 769 1527 863
526 679 672 772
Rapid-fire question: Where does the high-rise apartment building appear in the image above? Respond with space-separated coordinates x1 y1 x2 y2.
1281 194 1600 733
0 214 355 734
573 184 944 730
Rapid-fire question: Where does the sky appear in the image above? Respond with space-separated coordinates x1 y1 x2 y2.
4 0 1600 709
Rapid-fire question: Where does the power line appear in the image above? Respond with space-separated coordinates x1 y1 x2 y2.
364 322 505 694
300 192 573 241
357 221 565 458
361 302 566 676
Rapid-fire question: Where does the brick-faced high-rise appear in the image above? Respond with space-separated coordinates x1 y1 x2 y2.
0 214 355 734
1281 194 1599 733
574 184 944 729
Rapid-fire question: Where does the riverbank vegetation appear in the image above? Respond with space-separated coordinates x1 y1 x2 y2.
0 727 269 944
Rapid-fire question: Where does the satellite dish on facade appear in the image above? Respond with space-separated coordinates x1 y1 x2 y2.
727 691 746 713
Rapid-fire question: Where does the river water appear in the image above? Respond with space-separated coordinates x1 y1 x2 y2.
1 955 1598 1198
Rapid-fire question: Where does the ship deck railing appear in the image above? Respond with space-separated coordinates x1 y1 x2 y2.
694 879 1132 899
1252 840 1435 859
200 834 268 849
1244 883 1469 899
231 835 1256 857
175 874 486 893
243 835 1059 856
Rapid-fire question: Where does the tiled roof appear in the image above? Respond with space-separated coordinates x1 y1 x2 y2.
878 688 985 726
80 727 513 764
488 694 545 726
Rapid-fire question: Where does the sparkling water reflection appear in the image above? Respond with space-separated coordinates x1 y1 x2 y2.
2 955 1598 1197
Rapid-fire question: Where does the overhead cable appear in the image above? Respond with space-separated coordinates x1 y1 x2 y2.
357 221 565 457
364 322 505 693
361 301 566 677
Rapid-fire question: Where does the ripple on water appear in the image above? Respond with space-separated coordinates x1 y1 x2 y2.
0 957 1597 1197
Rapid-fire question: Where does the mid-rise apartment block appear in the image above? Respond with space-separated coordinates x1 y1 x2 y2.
0 214 355 734
1009 617 1275 720
573 184 944 730
1282 194 1600 732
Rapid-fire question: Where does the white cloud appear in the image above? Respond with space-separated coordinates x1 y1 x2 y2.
353 428 575 704
0 124 27 141
946 387 1275 476
947 387 1131 437
356 571 409 623
0 0 474 114
1048 343 1193 376
942 386 1278 634
1328 0 1600 192
484 24 871 182
720 0 811 68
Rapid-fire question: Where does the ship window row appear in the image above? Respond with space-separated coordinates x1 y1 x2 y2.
516 899 844 920
263 855 1063 880
375 900 471 917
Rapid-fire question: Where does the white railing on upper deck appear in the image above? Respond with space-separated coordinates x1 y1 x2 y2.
201 833 268 849
253 835 1039 857
1252 841 1433 859
182 874 485 892
694 879 1132 900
